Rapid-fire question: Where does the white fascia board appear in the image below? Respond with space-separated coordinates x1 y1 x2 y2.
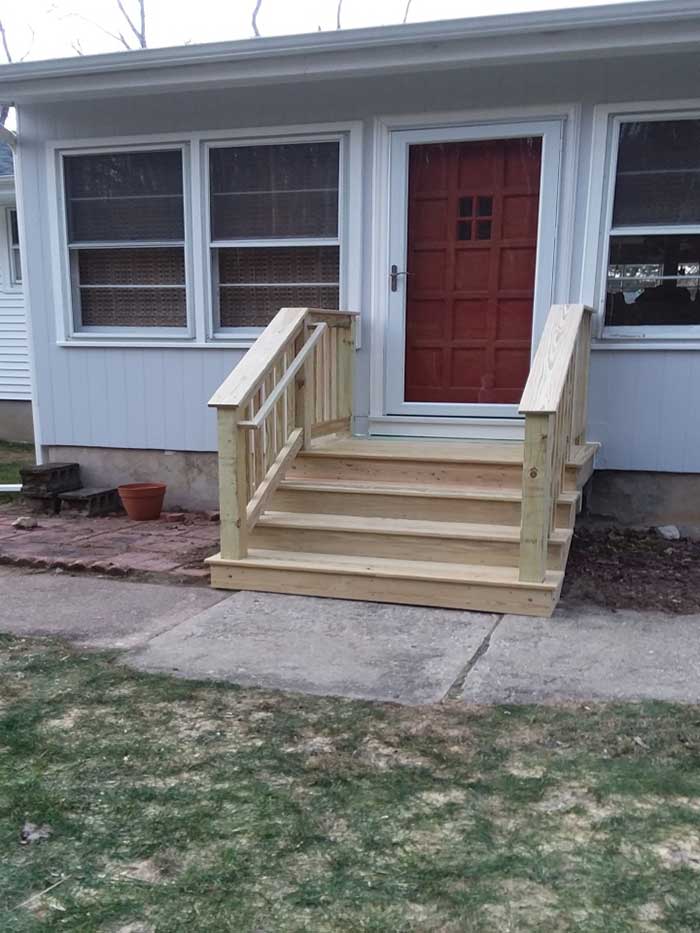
1 0 700 103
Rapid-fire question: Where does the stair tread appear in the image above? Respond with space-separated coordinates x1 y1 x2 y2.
279 477 579 504
305 435 599 468
209 548 564 591
258 510 571 543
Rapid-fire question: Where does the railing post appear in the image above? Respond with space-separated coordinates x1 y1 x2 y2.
572 308 593 447
338 321 355 424
295 323 314 450
519 412 554 583
217 408 248 560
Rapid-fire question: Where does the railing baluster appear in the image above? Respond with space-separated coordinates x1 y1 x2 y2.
210 308 359 566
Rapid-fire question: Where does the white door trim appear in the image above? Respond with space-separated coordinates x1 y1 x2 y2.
368 105 579 437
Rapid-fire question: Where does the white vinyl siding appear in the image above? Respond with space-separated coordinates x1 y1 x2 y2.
0 291 30 400
0 204 30 401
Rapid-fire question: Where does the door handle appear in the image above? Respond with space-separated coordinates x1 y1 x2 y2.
390 264 412 292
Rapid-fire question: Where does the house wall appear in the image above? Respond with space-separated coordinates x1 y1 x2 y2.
0 191 32 442
15 50 700 505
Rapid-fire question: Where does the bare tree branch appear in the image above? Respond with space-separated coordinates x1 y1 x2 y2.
252 0 263 37
0 20 13 127
0 20 13 63
60 12 132 51
403 0 413 23
116 0 147 49
336 0 343 30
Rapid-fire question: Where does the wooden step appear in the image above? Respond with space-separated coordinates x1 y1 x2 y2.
291 437 598 492
207 548 564 617
253 511 570 570
274 480 579 528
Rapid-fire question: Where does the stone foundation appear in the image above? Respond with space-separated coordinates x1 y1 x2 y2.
46 446 218 511
587 470 700 527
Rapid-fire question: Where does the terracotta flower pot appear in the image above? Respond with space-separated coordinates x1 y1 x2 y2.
118 483 167 521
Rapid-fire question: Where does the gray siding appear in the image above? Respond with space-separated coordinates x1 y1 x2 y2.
15 50 700 468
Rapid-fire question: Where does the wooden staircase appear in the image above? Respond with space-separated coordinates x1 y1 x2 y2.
207 304 596 617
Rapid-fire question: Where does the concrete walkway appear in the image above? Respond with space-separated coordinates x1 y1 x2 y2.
1 566 698 705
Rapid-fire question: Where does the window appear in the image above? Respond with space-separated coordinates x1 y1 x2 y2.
208 140 340 330
8 209 21 285
605 119 700 330
63 148 188 331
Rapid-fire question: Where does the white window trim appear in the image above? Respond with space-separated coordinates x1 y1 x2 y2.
585 100 700 350
2 206 22 291
50 140 194 342
47 121 363 349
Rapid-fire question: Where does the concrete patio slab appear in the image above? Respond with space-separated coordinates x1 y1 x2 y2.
128 591 497 704
462 605 700 704
0 568 227 649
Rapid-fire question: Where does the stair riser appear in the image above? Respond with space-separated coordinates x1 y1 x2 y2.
252 525 567 570
209 562 558 617
274 487 576 528
290 456 581 491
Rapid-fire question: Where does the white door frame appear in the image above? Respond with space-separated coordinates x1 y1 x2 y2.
369 106 579 437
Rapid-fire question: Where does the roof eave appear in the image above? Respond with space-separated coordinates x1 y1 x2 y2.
2 0 700 105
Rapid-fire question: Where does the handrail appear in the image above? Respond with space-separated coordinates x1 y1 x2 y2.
237 323 327 430
518 303 594 584
209 307 357 561
208 307 307 410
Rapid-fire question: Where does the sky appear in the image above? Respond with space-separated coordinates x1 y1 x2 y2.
0 0 657 63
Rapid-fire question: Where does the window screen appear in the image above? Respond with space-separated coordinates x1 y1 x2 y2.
63 149 187 329
209 141 340 329
606 120 700 328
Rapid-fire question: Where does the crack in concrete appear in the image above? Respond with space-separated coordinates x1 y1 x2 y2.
443 615 502 701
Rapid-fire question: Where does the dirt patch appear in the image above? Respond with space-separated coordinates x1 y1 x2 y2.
655 832 700 870
563 526 700 613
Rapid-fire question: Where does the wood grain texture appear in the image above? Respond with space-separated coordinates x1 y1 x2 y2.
208 307 306 409
519 304 592 414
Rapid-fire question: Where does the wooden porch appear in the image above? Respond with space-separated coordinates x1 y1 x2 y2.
206 303 596 617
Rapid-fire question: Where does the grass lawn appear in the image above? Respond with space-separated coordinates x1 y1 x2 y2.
0 441 34 505
1 636 700 932
0 441 34 485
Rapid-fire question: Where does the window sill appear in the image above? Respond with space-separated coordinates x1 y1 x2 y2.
594 328 700 350
57 337 256 349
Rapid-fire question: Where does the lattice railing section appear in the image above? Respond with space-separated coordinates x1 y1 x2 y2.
518 304 594 583
209 307 357 561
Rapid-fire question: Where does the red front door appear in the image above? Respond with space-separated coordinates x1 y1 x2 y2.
404 137 542 405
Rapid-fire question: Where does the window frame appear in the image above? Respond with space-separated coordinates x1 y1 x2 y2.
54 140 195 342
48 123 362 348
204 132 347 341
7 208 21 287
598 108 700 343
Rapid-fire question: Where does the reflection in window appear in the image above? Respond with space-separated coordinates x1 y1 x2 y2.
606 235 700 326
63 149 187 329
208 141 341 329
605 118 700 329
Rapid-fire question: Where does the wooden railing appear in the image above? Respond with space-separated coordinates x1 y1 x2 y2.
518 304 594 583
209 307 357 561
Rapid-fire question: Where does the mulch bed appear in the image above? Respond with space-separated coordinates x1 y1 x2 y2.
563 525 700 614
